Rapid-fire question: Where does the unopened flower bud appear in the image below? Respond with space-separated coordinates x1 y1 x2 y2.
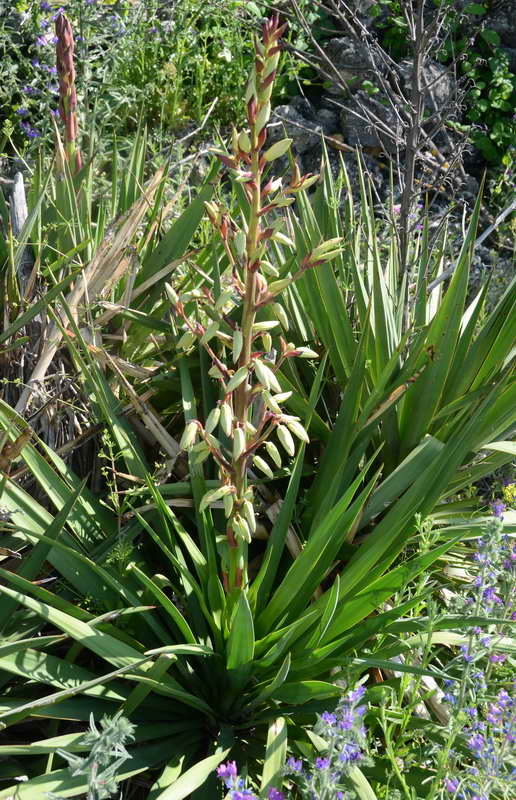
253 455 273 479
287 420 309 443
226 366 248 393
232 329 243 363
205 407 221 434
238 130 252 153
233 427 246 461
220 402 233 436
165 283 179 306
200 321 219 345
273 302 288 329
177 331 196 350
243 499 256 533
180 421 198 451
254 359 281 392
277 424 295 456
265 440 282 467
264 138 292 162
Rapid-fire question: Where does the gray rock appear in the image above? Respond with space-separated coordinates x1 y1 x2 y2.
340 91 403 153
486 10 516 48
269 103 322 154
319 37 375 95
316 108 340 135
398 59 454 112
502 46 516 72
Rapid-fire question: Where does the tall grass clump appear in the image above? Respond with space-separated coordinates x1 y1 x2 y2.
0 9 514 800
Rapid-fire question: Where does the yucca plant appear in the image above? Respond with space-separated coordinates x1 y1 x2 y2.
0 12 515 800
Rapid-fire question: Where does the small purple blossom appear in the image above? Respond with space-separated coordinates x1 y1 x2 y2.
216 761 237 784
267 789 284 800
40 1 52 10
491 500 506 518
20 122 41 139
315 757 330 770
444 776 460 792
286 757 302 773
339 742 362 764
321 711 336 725
16 108 29 116
347 685 366 702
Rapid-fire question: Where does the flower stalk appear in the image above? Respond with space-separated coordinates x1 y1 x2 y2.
170 14 344 595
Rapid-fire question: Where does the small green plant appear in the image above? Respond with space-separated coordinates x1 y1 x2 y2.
51 712 135 800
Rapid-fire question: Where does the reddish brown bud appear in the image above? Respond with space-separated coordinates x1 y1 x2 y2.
55 12 81 173
247 96 258 125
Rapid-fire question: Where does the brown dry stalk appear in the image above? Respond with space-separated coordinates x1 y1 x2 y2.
55 12 82 174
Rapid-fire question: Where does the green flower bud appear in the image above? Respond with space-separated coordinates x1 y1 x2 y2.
177 331 196 350
233 427 246 461
243 499 256 533
252 320 279 332
165 283 179 306
199 484 234 514
200 321 219 345
262 332 272 353
264 138 293 162
233 329 243 363
265 440 282 467
223 492 234 518
180 421 198 451
253 454 273 479
268 278 291 295
296 347 319 359
220 402 233 436
287 419 309 443
261 260 279 277
277 424 295 456
273 302 289 329
226 366 248 393
232 514 251 544
238 130 252 153
205 407 221 434
254 358 281 392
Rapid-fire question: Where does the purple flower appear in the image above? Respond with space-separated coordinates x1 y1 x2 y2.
347 685 366 702
20 122 40 139
267 789 284 800
51 8 65 21
16 108 29 116
461 644 473 663
321 711 336 725
315 757 330 770
40 1 52 9
468 733 485 755
22 85 39 95
40 19 50 29
339 742 362 764
216 761 238 785
31 59 41 67
339 710 356 730
36 36 49 46
489 653 506 663
491 500 506 518
286 757 302 773
51 108 60 117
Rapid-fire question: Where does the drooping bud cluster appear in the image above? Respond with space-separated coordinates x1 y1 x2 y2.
167 15 344 592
